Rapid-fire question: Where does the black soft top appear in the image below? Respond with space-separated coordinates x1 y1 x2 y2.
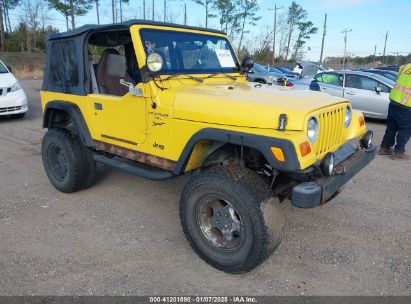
47 19 225 40
43 20 226 96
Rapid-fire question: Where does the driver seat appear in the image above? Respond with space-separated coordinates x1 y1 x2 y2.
96 49 128 96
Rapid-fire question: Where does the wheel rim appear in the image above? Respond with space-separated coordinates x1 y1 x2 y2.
197 197 245 249
48 143 68 181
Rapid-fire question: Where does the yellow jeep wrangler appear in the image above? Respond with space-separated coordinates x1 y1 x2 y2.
40 20 376 273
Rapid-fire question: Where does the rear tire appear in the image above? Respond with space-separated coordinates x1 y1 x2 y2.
180 165 284 273
42 129 96 193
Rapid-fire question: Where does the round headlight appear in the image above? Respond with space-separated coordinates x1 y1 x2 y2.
345 106 352 128
307 117 319 144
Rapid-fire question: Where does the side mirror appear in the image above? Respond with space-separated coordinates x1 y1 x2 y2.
146 52 163 72
6 65 12 73
375 86 382 94
241 56 254 73
120 79 142 96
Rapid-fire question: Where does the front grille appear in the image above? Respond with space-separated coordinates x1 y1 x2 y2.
314 105 346 158
0 106 22 113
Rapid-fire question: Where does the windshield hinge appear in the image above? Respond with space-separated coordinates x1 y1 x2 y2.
278 114 287 131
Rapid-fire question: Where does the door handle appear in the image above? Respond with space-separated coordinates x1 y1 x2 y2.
346 91 355 95
94 103 103 110
322 87 327 90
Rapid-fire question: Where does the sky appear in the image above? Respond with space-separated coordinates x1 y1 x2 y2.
9 0 411 61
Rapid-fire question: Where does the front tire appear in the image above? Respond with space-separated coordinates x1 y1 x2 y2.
180 165 284 273
42 129 96 193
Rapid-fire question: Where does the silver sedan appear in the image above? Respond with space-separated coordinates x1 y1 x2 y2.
310 71 395 119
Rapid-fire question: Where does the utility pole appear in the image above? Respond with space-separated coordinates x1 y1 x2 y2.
268 5 282 65
184 3 187 25
341 29 352 99
112 0 115 23
319 14 327 66
120 0 123 22
95 0 100 24
393 51 399 65
373 44 377 62
143 0 146 19
152 0 155 21
382 30 388 65
342 29 352 71
164 0 166 22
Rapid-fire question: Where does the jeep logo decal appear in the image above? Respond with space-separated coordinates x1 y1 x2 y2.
153 142 165 150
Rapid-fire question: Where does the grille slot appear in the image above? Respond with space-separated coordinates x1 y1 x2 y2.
315 106 345 158
0 106 23 113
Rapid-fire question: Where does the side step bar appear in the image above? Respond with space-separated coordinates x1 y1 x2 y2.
93 154 175 181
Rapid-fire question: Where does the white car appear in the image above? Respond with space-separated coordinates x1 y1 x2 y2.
0 60 28 118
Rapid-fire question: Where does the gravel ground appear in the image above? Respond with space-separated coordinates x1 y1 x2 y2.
0 80 410 296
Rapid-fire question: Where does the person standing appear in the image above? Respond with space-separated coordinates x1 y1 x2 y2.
378 63 411 160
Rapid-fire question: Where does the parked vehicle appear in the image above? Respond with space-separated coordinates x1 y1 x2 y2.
267 66 298 79
289 76 314 89
247 63 273 84
356 69 397 82
378 65 400 72
251 64 292 86
293 61 324 77
0 60 28 118
310 70 394 119
40 20 375 273
275 66 300 77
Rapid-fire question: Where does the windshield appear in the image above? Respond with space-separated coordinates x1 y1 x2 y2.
140 29 240 75
253 64 269 74
269 67 281 73
368 73 395 86
277 66 291 73
0 61 8 74
381 72 397 81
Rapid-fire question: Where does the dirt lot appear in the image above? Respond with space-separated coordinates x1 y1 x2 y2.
0 80 410 296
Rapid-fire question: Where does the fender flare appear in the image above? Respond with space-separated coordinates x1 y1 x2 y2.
173 128 300 174
43 101 93 147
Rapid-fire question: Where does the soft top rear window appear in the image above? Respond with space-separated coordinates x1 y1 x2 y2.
49 40 79 92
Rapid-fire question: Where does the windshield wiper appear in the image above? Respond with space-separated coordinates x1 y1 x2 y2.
204 73 237 80
163 73 203 82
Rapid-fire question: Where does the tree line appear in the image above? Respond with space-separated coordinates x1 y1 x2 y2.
0 0 318 64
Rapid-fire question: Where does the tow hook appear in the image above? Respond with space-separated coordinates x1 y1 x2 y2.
333 164 346 176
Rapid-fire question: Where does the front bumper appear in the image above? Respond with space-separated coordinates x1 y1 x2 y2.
0 89 28 115
291 145 376 208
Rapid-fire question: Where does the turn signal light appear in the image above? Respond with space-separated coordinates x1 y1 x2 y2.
359 116 365 126
299 141 312 157
271 147 285 163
